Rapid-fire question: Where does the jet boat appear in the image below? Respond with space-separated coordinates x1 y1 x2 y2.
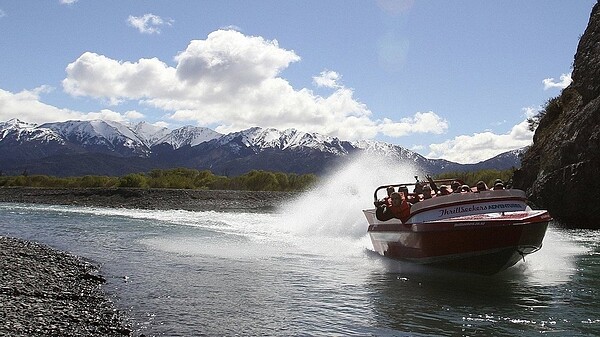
364 180 551 274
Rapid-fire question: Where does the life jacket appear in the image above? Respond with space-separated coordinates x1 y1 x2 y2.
389 201 411 223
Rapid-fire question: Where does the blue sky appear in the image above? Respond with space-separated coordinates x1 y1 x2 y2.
0 1 595 163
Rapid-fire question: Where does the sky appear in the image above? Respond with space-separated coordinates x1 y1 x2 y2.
0 1 596 164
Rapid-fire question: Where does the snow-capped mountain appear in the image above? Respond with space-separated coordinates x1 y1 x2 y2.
215 127 353 155
155 125 222 149
40 120 150 157
131 121 171 147
0 119 523 177
0 119 64 145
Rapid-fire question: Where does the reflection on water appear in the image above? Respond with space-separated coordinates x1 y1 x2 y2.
364 228 600 336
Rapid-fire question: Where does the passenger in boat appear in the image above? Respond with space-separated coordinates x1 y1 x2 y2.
398 185 416 203
493 179 504 190
451 180 461 193
413 182 424 195
383 186 395 206
475 181 488 192
425 175 439 194
375 192 412 223
460 184 472 193
438 185 452 196
422 184 433 199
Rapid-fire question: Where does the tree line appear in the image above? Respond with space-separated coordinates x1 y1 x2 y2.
433 168 515 188
0 168 318 192
0 167 516 192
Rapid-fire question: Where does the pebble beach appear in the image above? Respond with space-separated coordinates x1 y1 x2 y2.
0 236 131 337
0 187 295 336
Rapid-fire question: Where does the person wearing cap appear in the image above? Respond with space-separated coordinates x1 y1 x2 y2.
460 184 472 193
493 182 504 190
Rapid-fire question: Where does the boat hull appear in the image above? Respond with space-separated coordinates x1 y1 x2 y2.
367 211 550 274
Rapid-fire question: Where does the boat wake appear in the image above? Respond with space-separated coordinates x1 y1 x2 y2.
279 153 419 239
499 226 590 285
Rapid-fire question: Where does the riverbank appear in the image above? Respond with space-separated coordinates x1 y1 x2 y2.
0 187 297 212
0 236 131 337
0 187 297 336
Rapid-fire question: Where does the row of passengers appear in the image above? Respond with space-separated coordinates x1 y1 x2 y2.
374 179 508 223
427 178 507 198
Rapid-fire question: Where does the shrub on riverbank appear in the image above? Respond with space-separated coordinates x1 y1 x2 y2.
0 168 317 192
433 169 515 187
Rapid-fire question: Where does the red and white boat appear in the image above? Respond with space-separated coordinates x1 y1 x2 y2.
363 180 551 274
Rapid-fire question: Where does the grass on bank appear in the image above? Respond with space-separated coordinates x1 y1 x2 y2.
0 167 515 192
0 168 318 192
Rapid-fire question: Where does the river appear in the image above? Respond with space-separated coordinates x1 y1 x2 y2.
0 161 599 336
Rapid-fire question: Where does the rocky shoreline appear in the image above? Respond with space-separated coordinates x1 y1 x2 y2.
0 186 296 212
0 187 297 336
0 236 131 337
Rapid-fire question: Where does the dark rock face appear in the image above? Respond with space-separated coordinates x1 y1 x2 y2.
513 3 600 228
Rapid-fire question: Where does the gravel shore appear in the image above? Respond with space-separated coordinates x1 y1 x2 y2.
0 186 296 212
0 236 131 337
0 187 296 336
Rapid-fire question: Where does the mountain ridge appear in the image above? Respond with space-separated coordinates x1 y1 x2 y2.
0 118 522 177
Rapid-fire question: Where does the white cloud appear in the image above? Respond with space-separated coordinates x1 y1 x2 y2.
61 29 444 141
127 14 173 34
0 87 137 124
426 117 533 164
59 0 78 4
379 111 448 137
543 73 572 90
313 70 342 88
125 110 145 119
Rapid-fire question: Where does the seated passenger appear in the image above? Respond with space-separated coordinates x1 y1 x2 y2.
460 184 472 192
383 186 395 206
399 185 416 203
438 185 452 196
413 182 424 195
375 192 412 223
450 181 461 193
425 175 439 194
475 181 488 192
422 185 433 199
492 179 504 190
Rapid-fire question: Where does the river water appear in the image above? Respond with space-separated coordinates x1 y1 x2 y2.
1 161 599 336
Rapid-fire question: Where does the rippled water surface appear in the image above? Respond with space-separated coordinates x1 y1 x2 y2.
1 161 599 336
1 201 599 336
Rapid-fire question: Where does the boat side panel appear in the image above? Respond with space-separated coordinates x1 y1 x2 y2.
368 221 549 273
409 199 527 223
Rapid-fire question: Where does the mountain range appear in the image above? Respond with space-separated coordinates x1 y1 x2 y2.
0 119 523 177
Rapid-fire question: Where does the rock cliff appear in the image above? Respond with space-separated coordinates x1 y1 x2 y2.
513 2 600 228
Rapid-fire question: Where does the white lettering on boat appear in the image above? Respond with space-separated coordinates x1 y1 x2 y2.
438 203 523 218
410 200 528 223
